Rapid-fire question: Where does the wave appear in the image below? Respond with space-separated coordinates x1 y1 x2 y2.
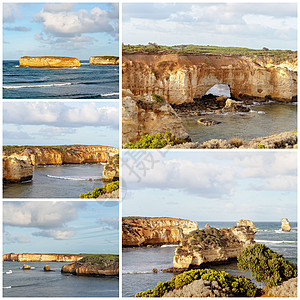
123 271 153 275
100 92 119 97
3 286 12 289
3 82 72 89
161 244 177 248
255 239 297 244
5 270 12 274
47 175 100 181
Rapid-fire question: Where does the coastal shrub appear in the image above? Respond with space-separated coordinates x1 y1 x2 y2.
237 243 297 287
80 181 119 198
124 132 185 149
135 269 257 297
151 94 165 103
229 137 244 148
79 254 118 267
257 144 266 149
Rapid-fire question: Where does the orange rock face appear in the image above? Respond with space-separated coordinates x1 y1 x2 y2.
123 53 297 104
3 156 33 183
3 253 83 262
122 217 198 247
19 56 81 68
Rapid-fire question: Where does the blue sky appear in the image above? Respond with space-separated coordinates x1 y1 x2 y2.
122 151 297 222
123 3 297 50
3 101 119 147
3 3 119 60
3 201 119 254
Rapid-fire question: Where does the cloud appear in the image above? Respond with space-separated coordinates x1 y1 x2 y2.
32 229 75 240
35 127 77 137
4 231 30 244
3 130 33 140
3 3 20 23
42 3 74 13
3 201 85 229
98 217 118 230
3 102 119 129
4 26 31 32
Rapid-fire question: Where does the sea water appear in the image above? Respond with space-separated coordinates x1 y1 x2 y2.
3 164 106 198
182 102 297 143
122 221 297 297
3 261 119 297
3 61 119 99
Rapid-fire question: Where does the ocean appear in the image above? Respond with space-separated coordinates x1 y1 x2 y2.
122 221 297 297
3 60 119 99
182 102 297 143
3 261 119 297
3 164 106 198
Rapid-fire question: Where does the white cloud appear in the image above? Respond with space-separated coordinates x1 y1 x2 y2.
4 231 30 244
3 201 85 229
33 229 75 240
3 102 119 129
42 3 74 13
3 3 20 23
98 217 118 230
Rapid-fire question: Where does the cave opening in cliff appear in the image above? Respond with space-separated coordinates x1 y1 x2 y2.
204 84 231 98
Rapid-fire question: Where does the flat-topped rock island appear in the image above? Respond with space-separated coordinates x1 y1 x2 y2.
19 56 81 68
90 56 119 65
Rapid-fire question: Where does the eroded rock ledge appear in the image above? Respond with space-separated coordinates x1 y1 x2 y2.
122 217 198 247
173 220 257 269
3 253 83 262
123 53 297 104
19 56 81 68
90 56 119 65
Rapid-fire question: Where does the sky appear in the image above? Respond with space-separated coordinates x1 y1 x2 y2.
3 201 119 254
3 3 119 60
3 101 119 147
122 151 297 222
123 3 297 50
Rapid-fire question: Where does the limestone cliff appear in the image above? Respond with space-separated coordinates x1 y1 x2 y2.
122 90 190 143
3 156 32 183
61 255 119 276
281 218 291 232
19 56 81 68
122 217 198 247
3 253 83 262
173 221 257 269
123 53 297 104
103 154 119 181
90 56 119 65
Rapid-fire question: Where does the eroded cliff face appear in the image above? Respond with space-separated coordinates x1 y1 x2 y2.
123 53 297 104
90 56 119 65
122 90 190 143
173 221 257 269
103 154 119 181
19 56 81 68
3 145 119 183
122 217 198 247
3 253 83 262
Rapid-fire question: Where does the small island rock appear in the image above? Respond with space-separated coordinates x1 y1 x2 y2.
19 56 81 68
90 56 119 65
281 218 291 232
22 264 31 270
44 265 51 271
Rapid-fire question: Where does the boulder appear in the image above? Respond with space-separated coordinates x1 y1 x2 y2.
44 265 51 271
222 99 250 112
22 264 31 270
281 218 291 232
197 118 221 126
152 268 158 273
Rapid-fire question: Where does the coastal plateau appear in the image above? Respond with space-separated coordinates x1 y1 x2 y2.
3 145 119 183
90 56 119 65
3 253 83 262
122 53 297 104
122 217 198 247
19 56 81 68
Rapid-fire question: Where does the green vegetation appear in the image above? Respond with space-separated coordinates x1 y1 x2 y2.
151 94 165 103
135 269 257 297
80 181 119 198
257 144 266 149
124 131 185 149
237 243 297 287
123 44 297 64
187 228 226 248
78 254 118 267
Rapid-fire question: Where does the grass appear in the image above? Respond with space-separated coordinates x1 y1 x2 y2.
123 44 297 64
78 254 119 267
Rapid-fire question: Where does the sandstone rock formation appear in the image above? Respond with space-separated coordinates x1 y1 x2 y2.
3 145 119 183
19 56 80 68
44 265 51 271
3 253 84 262
61 255 119 276
3 156 33 183
22 264 31 270
90 56 119 65
123 53 297 104
173 220 256 269
237 220 257 233
222 99 250 112
122 91 190 143
262 277 297 297
281 218 291 232
103 154 119 181
197 118 221 126
122 217 198 247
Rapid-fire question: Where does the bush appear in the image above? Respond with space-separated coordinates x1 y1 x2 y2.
237 243 297 287
135 268 257 297
80 181 119 198
257 144 266 149
124 132 185 149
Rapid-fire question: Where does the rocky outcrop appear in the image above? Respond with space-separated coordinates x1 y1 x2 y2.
44 265 51 271
237 220 257 233
281 218 291 232
19 56 81 68
222 99 250 112
263 278 297 297
61 255 119 276
90 56 119 65
122 90 190 143
103 154 119 181
3 156 33 183
3 145 118 183
173 220 256 269
123 53 297 104
3 253 83 262
122 217 198 247
22 264 31 270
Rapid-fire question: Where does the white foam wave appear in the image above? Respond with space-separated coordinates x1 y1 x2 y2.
257 111 266 114
161 244 177 248
255 239 296 244
47 175 98 181
123 271 153 274
101 92 119 97
5 270 12 274
3 286 12 289
3 82 72 89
